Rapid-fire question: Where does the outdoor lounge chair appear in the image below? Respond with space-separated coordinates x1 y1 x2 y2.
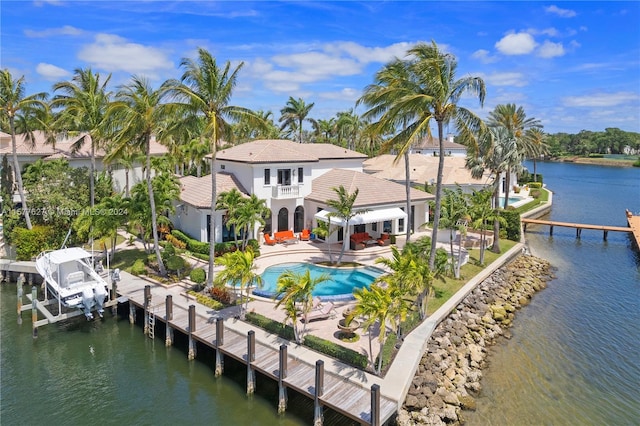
299 229 311 241
301 301 335 322
264 233 277 245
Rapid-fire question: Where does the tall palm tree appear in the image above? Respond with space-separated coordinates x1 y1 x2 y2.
274 269 330 343
214 248 262 319
336 109 362 150
216 188 245 249
438 186 470 279
0 70 48 230
107 76 178 276
360 41 486 270
524 128 549 182
279 96 315 143
469 189 505 264
312 118 336 143
52 68 112 208
325 185 368 265
235 194 269 250
167 47 265 288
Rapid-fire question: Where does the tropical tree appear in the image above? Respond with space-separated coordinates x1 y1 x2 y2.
360 41 486 270
235 194 269 250
107 76 178 276
52 68 113 208
325 185 369 265
279 96 315 143
437 186 470 278
167 47 265 287
524 128 549 182
274 269 331 344
312 118 336 143
74 193 129 261
216 188 245 249
0 69 49 230
347 284 394 375
311 220 337 264
468 189 505 264
336 109 362 150
214 248 262 319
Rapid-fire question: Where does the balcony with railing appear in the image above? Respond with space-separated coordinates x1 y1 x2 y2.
272 185 300 199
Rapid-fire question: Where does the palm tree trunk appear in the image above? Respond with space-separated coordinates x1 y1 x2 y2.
9 117 32 229
492 184 501 253
125 168 130 198
90 138 96 208
503 169 511 209
207 125 218 288
404 150 411 242
146 136 166 276
533 159 538 182
429 121 446 269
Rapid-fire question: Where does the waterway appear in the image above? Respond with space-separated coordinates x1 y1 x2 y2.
466 161 640 425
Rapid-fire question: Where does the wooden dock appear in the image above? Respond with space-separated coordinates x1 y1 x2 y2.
626 210 640 249
117 278 397 425
522 217 632 240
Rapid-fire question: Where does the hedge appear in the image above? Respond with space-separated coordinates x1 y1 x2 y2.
501 209 521 241
11 225 58 261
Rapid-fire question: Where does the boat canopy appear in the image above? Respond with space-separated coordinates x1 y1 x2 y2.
44 247 93 265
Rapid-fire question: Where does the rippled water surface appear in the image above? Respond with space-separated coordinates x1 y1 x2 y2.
466 161 640 425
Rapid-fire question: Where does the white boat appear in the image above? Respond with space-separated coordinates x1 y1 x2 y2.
35 247 109 320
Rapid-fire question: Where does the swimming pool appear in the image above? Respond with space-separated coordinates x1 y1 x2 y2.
252 262 384 302
498 196 530 207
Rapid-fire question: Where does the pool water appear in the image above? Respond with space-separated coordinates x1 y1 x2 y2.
498 196 527 207
253 262 384 301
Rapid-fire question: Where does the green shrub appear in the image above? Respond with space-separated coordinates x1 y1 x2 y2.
165 255 187 272
633 157 640 167
588 153 604 158
162 243 175 261
209 286 232 304
245 312 296 340
527 182 542 189
501 210 521 241
187 290 224 310
304 335 369 369
530 189 541 199
131 259 146 275
11 225 58 260
190 267 206 284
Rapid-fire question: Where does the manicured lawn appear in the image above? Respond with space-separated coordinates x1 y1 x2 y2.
82 234 126 251
110 248 148 272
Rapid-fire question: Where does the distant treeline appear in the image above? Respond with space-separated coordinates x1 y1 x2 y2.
545 128 640 157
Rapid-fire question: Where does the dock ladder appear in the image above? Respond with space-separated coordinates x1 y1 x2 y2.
148 306 156 339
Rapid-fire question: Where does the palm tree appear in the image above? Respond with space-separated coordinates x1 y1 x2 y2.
216 188 244 249
312 118 336 143
524 128 549 182
468 189 504 264
167 47 265 288
347 284 394 375
438 186 470 278
360 41 486 270
279 96 315 143
235 194 269 250
214 248 262 319
336 109 362 150
0 70 49 230
274 269 330 343
52 68 113 208
107 76 178 276
325 185 368 265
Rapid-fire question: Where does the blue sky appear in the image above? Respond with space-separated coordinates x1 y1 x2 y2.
2 1 639 134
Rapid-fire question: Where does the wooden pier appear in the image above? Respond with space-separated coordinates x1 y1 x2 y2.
117 278 397 425
626 210 640 249
522 217 632 240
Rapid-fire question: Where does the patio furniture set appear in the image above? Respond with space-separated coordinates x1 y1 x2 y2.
349 232 391 250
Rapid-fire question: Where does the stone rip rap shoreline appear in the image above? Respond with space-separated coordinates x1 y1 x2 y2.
396 254 554 426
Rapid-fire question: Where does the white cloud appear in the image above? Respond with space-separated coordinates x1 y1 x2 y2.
471 49 499 64
319 87 360 101
481 72 528 87
325 41 412 63
77 34 174 79
495 32 537 55
34 0 63 6
36 63 70 80
24 25 83 38
537 41 565 58
528 27 560 37
563 91 639 107
545 5 577 18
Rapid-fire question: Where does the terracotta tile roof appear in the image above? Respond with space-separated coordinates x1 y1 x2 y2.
179 172 249 209
306 168 433 208
412 136 467 150
363 154 491 186
215 139 367 163
0 130 168 159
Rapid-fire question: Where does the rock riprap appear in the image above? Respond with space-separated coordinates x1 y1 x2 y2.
397 254 553 425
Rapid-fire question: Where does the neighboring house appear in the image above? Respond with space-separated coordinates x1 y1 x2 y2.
0 131 167 197
410 134 468 157
363 154 491 194
177 139 433 245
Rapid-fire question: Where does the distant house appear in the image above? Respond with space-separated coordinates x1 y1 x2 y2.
174 139 433 245
0 130 167 197
410 134 468 157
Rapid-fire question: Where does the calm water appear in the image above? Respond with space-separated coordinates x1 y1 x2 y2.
255 262 382 299
466 161 640 425
0 291 356 425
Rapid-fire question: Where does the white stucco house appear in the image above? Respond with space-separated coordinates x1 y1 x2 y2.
0 130 167 198
410 135 468 157
172 139 434 247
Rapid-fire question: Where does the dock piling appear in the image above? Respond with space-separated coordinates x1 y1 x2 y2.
247 331 255 394
17 274 24 319
314 360 324 426
215 318 224 376
31 286 38 339
371 384 380 426
188 305 196 360
143 285 151 335
165 295 173 346
278 345 288 413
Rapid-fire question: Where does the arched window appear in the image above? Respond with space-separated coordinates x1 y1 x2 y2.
277 207 289 232
294 206 305 233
